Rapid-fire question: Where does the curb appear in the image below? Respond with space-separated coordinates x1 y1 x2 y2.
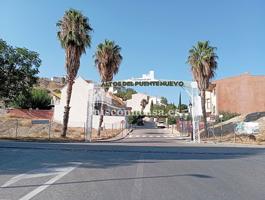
95 128 133 142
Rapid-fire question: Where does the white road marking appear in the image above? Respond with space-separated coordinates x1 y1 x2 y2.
19 166 78 200
1 170 59 188
127 133 180 139
1 162 81 200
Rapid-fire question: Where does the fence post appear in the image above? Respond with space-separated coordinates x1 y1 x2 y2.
84 122 86 141
15 119 18 139
121 122 124 137
48 120 51 140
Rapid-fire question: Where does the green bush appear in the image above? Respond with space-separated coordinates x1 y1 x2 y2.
12 88 51 109
168 116 177 125
128 116 138 124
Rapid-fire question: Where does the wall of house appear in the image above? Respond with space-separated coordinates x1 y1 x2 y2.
126 93 149 112
205 89 217 115
214 74 265 114
54 77 128 129
53 77 92 127
92 115 128 129
126 93 161 114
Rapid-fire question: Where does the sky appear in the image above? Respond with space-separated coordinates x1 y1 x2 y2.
1 0 265 104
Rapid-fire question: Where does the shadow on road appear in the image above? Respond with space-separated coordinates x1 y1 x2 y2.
0 140 265 177
0 173 213 189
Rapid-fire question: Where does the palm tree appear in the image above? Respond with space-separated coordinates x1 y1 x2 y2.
94 40 122 136
187 41 218 136
57 9 92 137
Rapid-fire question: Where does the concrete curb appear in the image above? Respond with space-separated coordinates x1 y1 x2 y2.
95 128 133 142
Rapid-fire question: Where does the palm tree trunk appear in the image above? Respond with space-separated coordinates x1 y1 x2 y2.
62 79 74 137
97 88 108 137
201 89 208 137
97 103 104 137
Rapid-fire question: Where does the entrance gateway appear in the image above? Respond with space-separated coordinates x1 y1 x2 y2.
85 72 202 143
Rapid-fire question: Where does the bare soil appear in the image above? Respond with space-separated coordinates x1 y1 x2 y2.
0 116 122 142
202 114 265 145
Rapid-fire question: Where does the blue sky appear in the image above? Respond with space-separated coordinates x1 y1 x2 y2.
1 0 264 103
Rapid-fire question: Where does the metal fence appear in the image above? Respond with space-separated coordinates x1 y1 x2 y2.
0 118 128 141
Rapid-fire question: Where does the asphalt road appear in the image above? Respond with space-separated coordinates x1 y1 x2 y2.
0 125 265 200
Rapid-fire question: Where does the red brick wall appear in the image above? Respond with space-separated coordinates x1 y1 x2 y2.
214 74 265 114
7 109 54 119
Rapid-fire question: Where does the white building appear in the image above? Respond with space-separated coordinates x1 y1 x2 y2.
51 76 65 83
126 93 162 113
129 70 155 81
54 77 128 129
205 83 217 115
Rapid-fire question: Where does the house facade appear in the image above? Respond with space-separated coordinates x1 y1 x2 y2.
126 93 162 114
53 77 128 129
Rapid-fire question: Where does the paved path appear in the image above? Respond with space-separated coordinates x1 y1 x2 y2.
0 125 265 200
122 121 190 143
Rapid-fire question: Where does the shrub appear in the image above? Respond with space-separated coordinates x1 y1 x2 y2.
30 89 52 109
12 88 51 109
168 116 177 125
217 111 240 122
128 115 140 124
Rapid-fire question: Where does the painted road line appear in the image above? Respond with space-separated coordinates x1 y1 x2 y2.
1 162 81 200
19 165 79 200
0 166 69 188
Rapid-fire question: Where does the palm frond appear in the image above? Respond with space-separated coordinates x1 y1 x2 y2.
94 40 122 82
187 41 218 90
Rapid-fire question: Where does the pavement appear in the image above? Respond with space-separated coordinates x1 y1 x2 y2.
0 122 265 200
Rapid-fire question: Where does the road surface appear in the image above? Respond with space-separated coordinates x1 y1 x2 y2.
0 124 265 200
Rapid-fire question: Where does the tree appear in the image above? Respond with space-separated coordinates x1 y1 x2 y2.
0 39 41 106
94 40 122 136
161 97 168 105
57 9 92 137
12 88 51 109
140 98 148 114
178 92 182 113
165 103 177 115
115 88 136 101
177 104 188 112
187 41 218 135
150 100 154 114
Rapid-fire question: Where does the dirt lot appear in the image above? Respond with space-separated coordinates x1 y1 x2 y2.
0 116 124 142
202 114 265 145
